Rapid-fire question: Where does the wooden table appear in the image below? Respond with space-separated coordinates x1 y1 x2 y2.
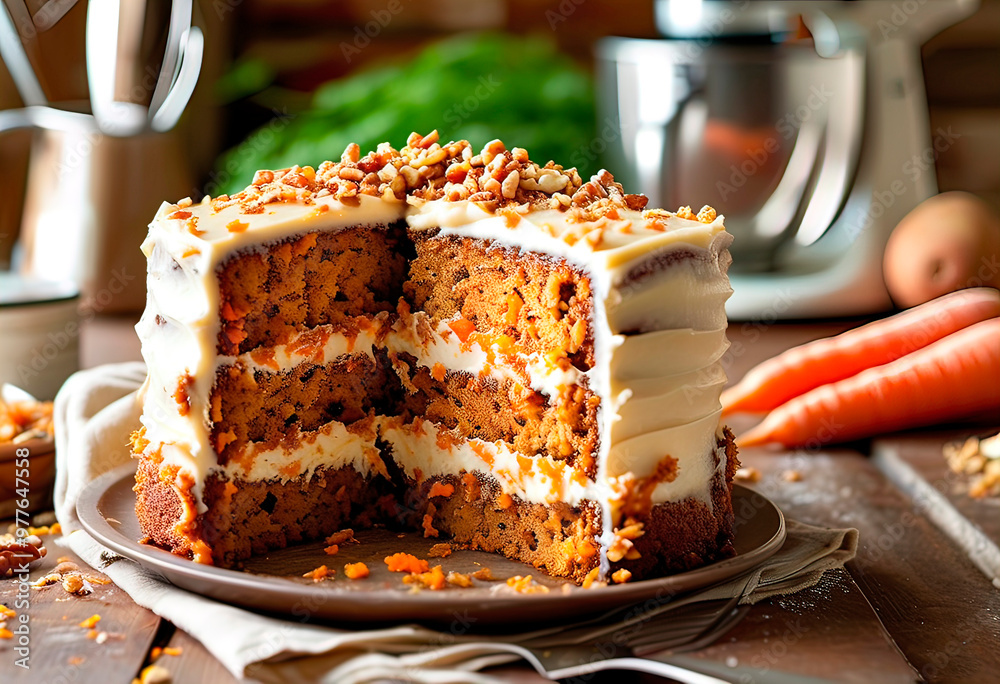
3 314 998 683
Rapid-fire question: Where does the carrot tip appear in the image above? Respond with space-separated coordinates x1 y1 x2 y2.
736 427 773 448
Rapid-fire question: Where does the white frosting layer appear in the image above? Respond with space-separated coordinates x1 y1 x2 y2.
136 191 733 565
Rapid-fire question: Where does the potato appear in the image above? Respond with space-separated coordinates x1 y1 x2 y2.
883 192 1000 308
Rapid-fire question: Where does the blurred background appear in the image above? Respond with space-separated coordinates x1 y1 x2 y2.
1 0 998 398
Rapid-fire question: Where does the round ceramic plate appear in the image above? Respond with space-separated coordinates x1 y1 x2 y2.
78 464 785 626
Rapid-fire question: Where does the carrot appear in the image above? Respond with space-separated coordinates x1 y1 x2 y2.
738 317 1000 448
722 288 1000 415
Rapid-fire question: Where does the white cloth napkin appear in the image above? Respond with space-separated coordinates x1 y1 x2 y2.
53 363 858 683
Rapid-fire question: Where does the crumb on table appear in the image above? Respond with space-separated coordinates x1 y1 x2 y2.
428 543 452 558
735 466 761 483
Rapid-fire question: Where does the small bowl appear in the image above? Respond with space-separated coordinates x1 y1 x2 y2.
0 435 56 518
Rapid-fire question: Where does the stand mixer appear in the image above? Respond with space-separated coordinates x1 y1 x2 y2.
597 0 978 319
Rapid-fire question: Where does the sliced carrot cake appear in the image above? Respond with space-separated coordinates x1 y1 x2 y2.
131 132 738 583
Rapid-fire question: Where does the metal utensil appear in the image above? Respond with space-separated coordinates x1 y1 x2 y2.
85 0 203 136
0 0 48 105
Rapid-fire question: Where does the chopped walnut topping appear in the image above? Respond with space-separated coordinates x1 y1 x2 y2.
612 569 632 584
606 519 644 563
204 132 651 229
697 205 717 223
782 469 803 482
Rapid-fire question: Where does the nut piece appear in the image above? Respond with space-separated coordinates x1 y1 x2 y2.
734 467 761 483
0 533 47 578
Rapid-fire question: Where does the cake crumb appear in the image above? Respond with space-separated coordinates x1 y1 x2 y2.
385 553 429 574
422 507 439 538
735 466 761 483
26 523 61 536
506 575 549 594
428 543 452 558
470 567 494 581
782 469 803 482
78 614 101 629
344 562 370 580
446 571 473 588
324 529 357 546
403 565 447 591
135 664 171 684
150 646 184 660
323 529 357 555
582 567 606 589
303 565 334 582
611 569 632 584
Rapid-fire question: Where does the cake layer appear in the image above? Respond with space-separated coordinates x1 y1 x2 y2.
390 353 599 472
216 223 411 355
405 234 595 370
209 351 394 463
135 429 737 578
135 454 396 567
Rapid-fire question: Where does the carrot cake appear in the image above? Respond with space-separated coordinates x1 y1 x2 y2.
131 132 738 583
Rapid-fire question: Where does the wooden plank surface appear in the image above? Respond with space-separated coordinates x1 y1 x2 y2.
734 447 1000 684
158 628 244 684
674 569 917 683
873 431 1000 588
0 531 161 683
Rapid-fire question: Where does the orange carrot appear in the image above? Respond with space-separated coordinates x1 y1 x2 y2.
723 288 1000 415
738 317 1000 448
